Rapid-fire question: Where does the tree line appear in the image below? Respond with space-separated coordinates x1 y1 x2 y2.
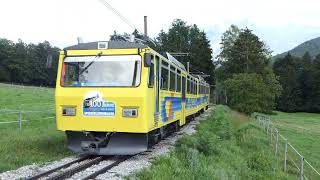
273 52 320 112
0 19 215 88
0 39 59 87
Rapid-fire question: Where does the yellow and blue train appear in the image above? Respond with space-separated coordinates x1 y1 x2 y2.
55 40 210 155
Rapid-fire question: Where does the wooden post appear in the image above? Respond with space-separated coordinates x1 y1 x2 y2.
19 111 22 130
270 127 273 145
275 130 279 156
267 121 270 134
284 139 288 172
300 156 304 180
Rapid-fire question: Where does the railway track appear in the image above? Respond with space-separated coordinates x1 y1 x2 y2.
26 155 131 180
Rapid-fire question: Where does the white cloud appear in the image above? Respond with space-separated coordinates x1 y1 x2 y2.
0 0 319 54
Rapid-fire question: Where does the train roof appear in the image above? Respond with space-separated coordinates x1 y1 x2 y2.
64 41 148 50
64 41 187 71
160 52 186 71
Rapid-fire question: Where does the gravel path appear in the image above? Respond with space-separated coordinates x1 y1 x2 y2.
0 108 213 180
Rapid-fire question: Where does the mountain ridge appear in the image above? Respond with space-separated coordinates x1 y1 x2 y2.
273 36 320 60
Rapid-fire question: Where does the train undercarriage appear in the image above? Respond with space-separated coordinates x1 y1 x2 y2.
66 107 208 155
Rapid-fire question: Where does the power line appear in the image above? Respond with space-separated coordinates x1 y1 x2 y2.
97 0 143 33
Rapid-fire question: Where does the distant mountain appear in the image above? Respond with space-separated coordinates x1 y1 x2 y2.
273 37 320 60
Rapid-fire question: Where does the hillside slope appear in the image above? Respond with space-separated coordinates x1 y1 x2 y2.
273 37 320 60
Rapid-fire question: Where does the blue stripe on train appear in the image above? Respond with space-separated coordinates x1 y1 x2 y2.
161 96 209 122
161 97 182 122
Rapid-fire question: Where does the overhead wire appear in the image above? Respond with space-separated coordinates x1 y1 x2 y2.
97 0 143 34
97 0 158 46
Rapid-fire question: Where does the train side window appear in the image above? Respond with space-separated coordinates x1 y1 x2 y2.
191 80 194 94
176 70 181 92
169 66 176 91
196 81 198 95
161 60 169 90
187 78 191 94
194 81 197 95
190 79 193 94
182 76 186 101
148 57 154 88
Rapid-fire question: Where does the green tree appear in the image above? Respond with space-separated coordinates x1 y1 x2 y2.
221 28 271 77
216 27 281 114
0 38 15 81
273 53 303 112
299 52 315 111
155 19 215 85
217 24 240 63
0 38 59 87
224 73 279 114
311 54 320 111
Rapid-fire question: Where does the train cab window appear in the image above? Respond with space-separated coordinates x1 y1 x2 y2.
176 70 181 92
62 55 141 87
161 60 169 90
169 66 176 91
148 60 154 88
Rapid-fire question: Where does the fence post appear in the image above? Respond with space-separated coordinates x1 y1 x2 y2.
300 156 304 180
275 129 279 156
267 120 270 135
270 127 273 145
284 139 288 172
19 111 22 130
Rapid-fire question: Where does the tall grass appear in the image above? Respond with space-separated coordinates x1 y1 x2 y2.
135 106 292 179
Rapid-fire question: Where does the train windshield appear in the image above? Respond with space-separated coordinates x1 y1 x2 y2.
61 55 141 87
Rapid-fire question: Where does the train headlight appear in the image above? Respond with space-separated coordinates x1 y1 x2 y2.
122 108 138 117
62 107 76 116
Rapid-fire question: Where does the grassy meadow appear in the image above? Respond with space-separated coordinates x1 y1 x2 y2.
270 111 320 174
0 83 70 172
135 106 293 179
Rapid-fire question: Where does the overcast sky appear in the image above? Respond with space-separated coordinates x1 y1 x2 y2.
0 0 319 56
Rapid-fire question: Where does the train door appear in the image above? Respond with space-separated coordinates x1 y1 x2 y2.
154 56 160 127
181 75 186 125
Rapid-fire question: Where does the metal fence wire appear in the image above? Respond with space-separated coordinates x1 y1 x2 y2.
0 109 55 130
254 114 320 180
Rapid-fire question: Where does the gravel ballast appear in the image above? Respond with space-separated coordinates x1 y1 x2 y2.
0 107 213 180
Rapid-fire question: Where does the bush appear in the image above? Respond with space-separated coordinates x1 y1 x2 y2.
224 73 281 114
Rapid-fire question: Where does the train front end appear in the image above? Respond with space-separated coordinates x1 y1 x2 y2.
55 41 153 155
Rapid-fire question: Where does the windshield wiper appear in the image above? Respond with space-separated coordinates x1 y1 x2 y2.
79 52 102 75
132 60 138 86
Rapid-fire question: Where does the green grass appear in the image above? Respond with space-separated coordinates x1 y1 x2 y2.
0 83 70 172
135 106 292 180
270 111 320 172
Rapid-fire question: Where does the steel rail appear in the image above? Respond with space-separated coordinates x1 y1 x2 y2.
46 156 105 180
26 155 91 180
82 156 131 180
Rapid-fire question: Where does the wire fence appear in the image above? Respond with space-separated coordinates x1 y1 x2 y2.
0 83 56 130
0 82 54 90
254 114 320 180
0 109 55 130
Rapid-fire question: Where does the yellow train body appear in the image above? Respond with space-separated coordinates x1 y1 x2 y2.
55 41 210 155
